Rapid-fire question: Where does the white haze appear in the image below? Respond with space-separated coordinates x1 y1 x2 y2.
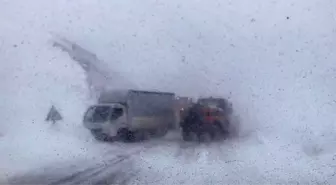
0 0 335 183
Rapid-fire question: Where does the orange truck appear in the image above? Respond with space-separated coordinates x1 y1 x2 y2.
179 97 233 142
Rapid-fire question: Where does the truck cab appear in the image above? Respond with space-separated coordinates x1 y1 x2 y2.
83 103 127 141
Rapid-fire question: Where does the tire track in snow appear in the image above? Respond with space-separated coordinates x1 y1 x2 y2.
58 140 161 185
50 154 131 185
8 141 161 185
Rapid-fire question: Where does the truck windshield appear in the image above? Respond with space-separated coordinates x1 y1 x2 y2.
84 106 112 122
110 107 123 120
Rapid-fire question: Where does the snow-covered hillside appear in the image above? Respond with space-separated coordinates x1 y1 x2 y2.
1 0 336 183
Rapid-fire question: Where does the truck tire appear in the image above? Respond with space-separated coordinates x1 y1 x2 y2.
221 120 230 139
133 130 151 141
117 128 132 142
212 120 230 140
196 125 213 142
198 132 212 142
152 128 168 138
182 129 198 142
181 122 191 141
182 130 192 141
90 129 109 142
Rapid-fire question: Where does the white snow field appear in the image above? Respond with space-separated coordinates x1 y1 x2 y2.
1 0 336 184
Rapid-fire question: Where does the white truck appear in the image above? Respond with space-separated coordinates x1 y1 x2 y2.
83 89 177 142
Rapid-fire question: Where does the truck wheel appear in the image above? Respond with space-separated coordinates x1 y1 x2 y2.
182 130 191 141
90 129 109 142
182 130 198 142
153 128 168 138
117 128 131 142
198 132 212 143
134 130 151 141
208 129 217 141
214 120 228 140
211 129 222 141
221 120 230 139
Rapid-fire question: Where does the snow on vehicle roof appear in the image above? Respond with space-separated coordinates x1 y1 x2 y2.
98 88 175 103
98 89 129 103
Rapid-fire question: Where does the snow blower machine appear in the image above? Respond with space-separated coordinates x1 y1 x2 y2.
179 97 235 142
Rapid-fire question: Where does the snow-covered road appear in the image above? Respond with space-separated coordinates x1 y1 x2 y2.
7 141 155 185
135 137 336 184
6 132 336 185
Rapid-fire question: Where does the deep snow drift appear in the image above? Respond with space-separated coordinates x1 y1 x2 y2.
1 0 336 183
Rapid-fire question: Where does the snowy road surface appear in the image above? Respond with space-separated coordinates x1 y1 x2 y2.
7 141 154 185
6 132 336 185
1 0 336 184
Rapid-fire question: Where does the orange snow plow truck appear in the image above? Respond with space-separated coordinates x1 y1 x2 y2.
179 97 234 142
